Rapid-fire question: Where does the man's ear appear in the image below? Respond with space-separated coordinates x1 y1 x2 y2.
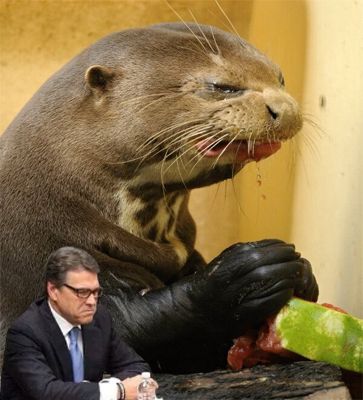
85 65 116 95
47 281 57 301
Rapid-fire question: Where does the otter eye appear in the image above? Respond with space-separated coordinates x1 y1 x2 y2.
197 82 246 101
212 83 244 94
279 73 285 87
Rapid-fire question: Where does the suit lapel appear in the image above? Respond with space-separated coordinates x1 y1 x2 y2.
40 300 74 381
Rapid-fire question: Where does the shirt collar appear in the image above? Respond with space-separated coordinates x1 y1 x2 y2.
48 300 81 337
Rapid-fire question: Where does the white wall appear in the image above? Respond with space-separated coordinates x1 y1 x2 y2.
291 0 363 317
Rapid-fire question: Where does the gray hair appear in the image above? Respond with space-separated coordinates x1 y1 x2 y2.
44 247 100 291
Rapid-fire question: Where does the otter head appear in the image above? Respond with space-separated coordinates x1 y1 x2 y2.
82 23 302 192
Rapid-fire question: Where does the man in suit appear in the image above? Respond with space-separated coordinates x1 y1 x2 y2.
1 246 155 400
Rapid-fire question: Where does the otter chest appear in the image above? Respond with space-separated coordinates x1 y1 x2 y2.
114 186 188 262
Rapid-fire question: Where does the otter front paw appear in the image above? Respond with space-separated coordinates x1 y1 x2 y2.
191 240 318 336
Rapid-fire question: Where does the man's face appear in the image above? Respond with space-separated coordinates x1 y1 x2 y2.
47 269 100 325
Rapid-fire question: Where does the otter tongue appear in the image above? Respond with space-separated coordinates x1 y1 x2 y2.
196 140 281 163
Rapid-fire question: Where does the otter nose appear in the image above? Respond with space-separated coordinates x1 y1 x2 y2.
262 88 302 138
266 105 278 120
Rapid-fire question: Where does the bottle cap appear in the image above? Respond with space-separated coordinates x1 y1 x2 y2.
141 371 151 379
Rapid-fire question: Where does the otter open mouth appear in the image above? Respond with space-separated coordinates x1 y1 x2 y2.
195 139 281 163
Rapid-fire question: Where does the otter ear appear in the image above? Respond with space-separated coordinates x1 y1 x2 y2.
85 65 115 93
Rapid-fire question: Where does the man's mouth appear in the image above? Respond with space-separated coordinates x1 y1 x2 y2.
195 139 282 163
83 309 96 315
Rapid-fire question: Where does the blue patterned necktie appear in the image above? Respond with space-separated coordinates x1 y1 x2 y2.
68 327 84 382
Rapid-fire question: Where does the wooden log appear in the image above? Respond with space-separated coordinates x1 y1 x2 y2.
156 361 352 399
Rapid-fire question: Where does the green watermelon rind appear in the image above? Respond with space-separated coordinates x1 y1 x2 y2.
275 298 363 373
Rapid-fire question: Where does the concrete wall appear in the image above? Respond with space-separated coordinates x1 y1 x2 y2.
1 0 361 316
290 0 363 317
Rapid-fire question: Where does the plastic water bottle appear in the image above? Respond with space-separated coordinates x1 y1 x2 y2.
137 371 157 400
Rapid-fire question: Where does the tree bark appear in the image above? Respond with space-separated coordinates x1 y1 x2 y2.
156 361 352 400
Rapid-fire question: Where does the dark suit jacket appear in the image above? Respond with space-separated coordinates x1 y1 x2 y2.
1 297 149 400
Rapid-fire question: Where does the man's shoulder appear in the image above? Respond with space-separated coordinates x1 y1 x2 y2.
11 297 48 330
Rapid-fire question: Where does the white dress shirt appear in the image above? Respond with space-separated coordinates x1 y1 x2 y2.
48 301 121 400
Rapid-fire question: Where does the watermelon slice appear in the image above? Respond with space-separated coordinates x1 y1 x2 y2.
275 298 363 373
228 298 363 373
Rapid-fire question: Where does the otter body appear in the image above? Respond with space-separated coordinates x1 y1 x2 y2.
0 23 310 372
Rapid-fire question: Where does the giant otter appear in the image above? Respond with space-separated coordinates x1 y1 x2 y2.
0 23 318 372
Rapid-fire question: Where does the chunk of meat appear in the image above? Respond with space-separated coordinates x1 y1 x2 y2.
227 320 298 370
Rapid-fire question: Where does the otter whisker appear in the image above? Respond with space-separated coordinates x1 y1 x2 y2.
302 114 326 138
134 118 207 156
285 139 299 184
159 140 193 207
116 92 180 108
300 132 321 160
211 180 222 207
214 0 245 48
105 125 204 167
227 132 247 178
289 137 298 168
108 126 199 166
143 126 213 176
159 129 215 177
229 174 244 214
101 91 184 119
131 129 208 173
252 136 258 155
156 128 212 171
160 148 171 209
174 155 189 192
184 131 223 168
209 25 221 55
136 92 185 114
265 129 273 145
105 154 148 166
163 123 215 150
103 91 189 121
247 129 258 156
184 40 213 58
188 9 218 54
107 124 205 167
137 116 206 149
211 128 241 169
176 45 207 58
135 122 212 164
160 130 216 177
230 153 238 181
189 133 230 174
272 130 278 144
105 123 206 167
166 1 210 56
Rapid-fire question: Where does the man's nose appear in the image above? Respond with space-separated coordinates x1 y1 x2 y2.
85 293 97 305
